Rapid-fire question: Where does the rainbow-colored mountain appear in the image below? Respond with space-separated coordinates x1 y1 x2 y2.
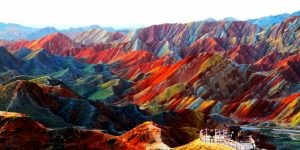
0 11 300 150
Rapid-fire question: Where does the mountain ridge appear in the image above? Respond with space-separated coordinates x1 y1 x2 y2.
1 12 300 149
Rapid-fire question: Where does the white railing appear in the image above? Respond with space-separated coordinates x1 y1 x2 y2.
199 129 254 150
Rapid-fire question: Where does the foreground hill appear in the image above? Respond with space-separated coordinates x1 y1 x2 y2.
0 78 220 146
0 111 179 149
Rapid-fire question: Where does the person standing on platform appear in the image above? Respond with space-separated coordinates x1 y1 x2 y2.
249 135 256 150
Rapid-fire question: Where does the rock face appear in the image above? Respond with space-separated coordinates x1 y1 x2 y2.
129 53 248 107
268 16 300 48
76 47 125 64
118 21 261 59
74 29 124 44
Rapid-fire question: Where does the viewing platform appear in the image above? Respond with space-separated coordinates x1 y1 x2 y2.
199 129 255 150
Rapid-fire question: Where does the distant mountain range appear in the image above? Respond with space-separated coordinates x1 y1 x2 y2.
0 10 299 41
0 23 130 41
248 10 300 27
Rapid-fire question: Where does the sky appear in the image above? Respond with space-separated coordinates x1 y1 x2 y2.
0 0 300 29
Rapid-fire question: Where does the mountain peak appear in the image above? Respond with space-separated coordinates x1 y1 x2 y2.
43 32 70 40
221 17 238 21
27 32 78 55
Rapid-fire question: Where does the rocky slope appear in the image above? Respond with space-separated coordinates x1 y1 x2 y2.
0 78 219 136
74 29 124 44
0 17 300 126
0 14 300 150
0 111 168 149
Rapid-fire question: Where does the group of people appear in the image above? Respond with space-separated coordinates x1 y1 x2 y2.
201 128 256 149
230 130 242 141
230 130 256 149
206 129 241 142
203 129 250 142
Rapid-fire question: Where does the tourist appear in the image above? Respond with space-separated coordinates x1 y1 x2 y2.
237 131 242 142
231 131 235 140
210 129 215 142
249 135 256 149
